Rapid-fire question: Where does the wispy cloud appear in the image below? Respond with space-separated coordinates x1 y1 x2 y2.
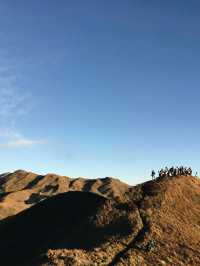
0 86 30 124
0 137 45 149
0 55 45 148
0 52 33 126
0 129 46 149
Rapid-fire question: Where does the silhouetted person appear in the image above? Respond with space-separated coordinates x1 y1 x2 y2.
151 170 155 180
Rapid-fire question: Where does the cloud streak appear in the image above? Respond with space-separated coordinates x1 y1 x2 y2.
0 52 33 127
0 137 45 149
0 55 45 149
0 129 46 149
0 87 30 124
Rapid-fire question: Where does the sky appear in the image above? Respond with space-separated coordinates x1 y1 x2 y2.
0 0 200 184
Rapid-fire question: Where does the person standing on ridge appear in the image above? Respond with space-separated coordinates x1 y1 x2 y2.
151 170 156 180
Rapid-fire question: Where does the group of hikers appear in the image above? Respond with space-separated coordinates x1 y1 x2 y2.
151 166 193 180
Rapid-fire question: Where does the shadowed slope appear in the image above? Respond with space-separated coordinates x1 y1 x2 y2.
0 190 143 266
0 191 107 265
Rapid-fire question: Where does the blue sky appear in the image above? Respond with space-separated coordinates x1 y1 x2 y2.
0 0 200 184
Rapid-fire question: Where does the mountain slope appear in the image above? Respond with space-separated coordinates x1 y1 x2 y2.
0 170 130 219
0 173 200 265
110 174 200 265
0 191 142 266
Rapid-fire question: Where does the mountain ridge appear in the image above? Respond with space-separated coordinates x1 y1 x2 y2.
0 170 130 220
0 171 200 265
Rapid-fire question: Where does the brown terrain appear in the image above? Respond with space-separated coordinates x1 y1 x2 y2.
0 170 200 265
0 170 129 220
